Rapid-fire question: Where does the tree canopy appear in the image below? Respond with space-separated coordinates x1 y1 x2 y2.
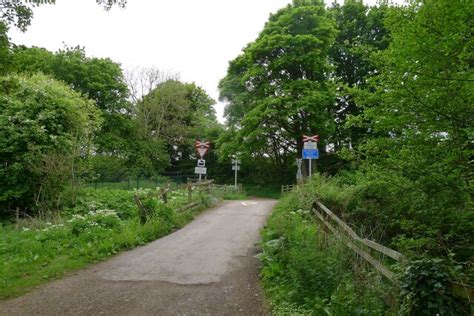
0 73 101 212
219 0 336 181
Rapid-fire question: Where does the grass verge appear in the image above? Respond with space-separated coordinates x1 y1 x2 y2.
0 187 214 299
258 188 394 315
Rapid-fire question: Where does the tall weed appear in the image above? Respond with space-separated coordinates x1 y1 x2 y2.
259 191 390 314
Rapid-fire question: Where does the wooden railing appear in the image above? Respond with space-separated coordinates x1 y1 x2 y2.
281 184 297 195
312 200 473 301
134 180 216 223
213 184 242 193
313 201 403 284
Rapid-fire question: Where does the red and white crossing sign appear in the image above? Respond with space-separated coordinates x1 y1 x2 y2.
195 140 210 158
303 134 320 142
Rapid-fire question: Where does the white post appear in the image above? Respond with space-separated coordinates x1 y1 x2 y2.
309 159 312 178
234 160 238 189
199 173 202 182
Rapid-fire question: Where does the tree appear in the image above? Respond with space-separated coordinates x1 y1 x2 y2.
353 0 473 258
0 22 10 75
0 73 101 215
328 0 391 151
0 0 125 32
136 79 221 175
11 45 131 156
219 0 337 181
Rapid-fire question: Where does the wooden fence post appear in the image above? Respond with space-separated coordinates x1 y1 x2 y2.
134 194 147 224
15 207 19 228
160 187 168 204
188 183 192 203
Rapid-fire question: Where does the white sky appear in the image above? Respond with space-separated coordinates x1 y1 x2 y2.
8 0 382 122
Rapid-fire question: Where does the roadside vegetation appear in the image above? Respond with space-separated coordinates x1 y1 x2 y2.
0 187 214 299
261 175 472 315
0 0 471 313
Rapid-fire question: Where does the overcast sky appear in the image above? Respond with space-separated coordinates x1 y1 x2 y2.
8 0 382 122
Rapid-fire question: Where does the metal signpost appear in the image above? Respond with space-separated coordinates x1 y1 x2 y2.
195 140 210 181
302 134 320 178
296 158 303 183
232 158 241 189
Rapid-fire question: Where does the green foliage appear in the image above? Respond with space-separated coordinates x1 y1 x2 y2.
10 45 132 156
0 73 101 214
400 257 467 315
353 0 473 198
0 1 42 32
221 192 247 200
0 186 212 299
11 46 129 113
0 1 124 32
243 184 282 199
218 0 336 181
137 79 221 175
328 1 391 150
0 22 10 75
337 0 474 262
283 173 473 314
259 191 390 314
66 188 137 219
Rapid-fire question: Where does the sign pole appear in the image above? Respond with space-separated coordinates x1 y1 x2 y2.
309 159 312 178
234 160 238 188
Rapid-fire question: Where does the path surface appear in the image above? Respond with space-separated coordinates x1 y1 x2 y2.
0 199 276 315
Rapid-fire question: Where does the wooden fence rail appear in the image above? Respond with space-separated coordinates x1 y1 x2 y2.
281 184 297 195
213 184 242 193
312 200 473 301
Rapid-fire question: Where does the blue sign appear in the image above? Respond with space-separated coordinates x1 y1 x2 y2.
303 148 319 159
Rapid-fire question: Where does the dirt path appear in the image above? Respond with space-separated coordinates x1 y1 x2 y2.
0 199 276 315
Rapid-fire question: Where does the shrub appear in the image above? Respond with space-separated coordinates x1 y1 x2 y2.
259 191 389 314
0 73 101 215
400 257 468 315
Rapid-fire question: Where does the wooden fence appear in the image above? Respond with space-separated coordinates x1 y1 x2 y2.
134 180 215 223
212 184 242 193
312 200 474 301
281 184 297 195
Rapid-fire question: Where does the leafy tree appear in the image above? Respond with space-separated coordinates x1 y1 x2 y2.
0 22 10 75
10 45 131 156
0 0 125 32
0 73 101 215
138 80 191 146
353 0 473 258
219 0 337 181
136 79 221 175
328 0 391 151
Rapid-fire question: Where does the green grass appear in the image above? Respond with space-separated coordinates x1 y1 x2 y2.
85 179 170 191
258 187 392 315
221 191 248 200
0 187 213 299
243 184 281 199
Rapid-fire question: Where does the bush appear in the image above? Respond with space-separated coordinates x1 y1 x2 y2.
0 73 101 215
259 191 389 314
400 257 468 315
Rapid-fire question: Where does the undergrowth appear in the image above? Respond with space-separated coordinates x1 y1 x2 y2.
259 192 391 315
260 174 472 315
0 187 213 299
